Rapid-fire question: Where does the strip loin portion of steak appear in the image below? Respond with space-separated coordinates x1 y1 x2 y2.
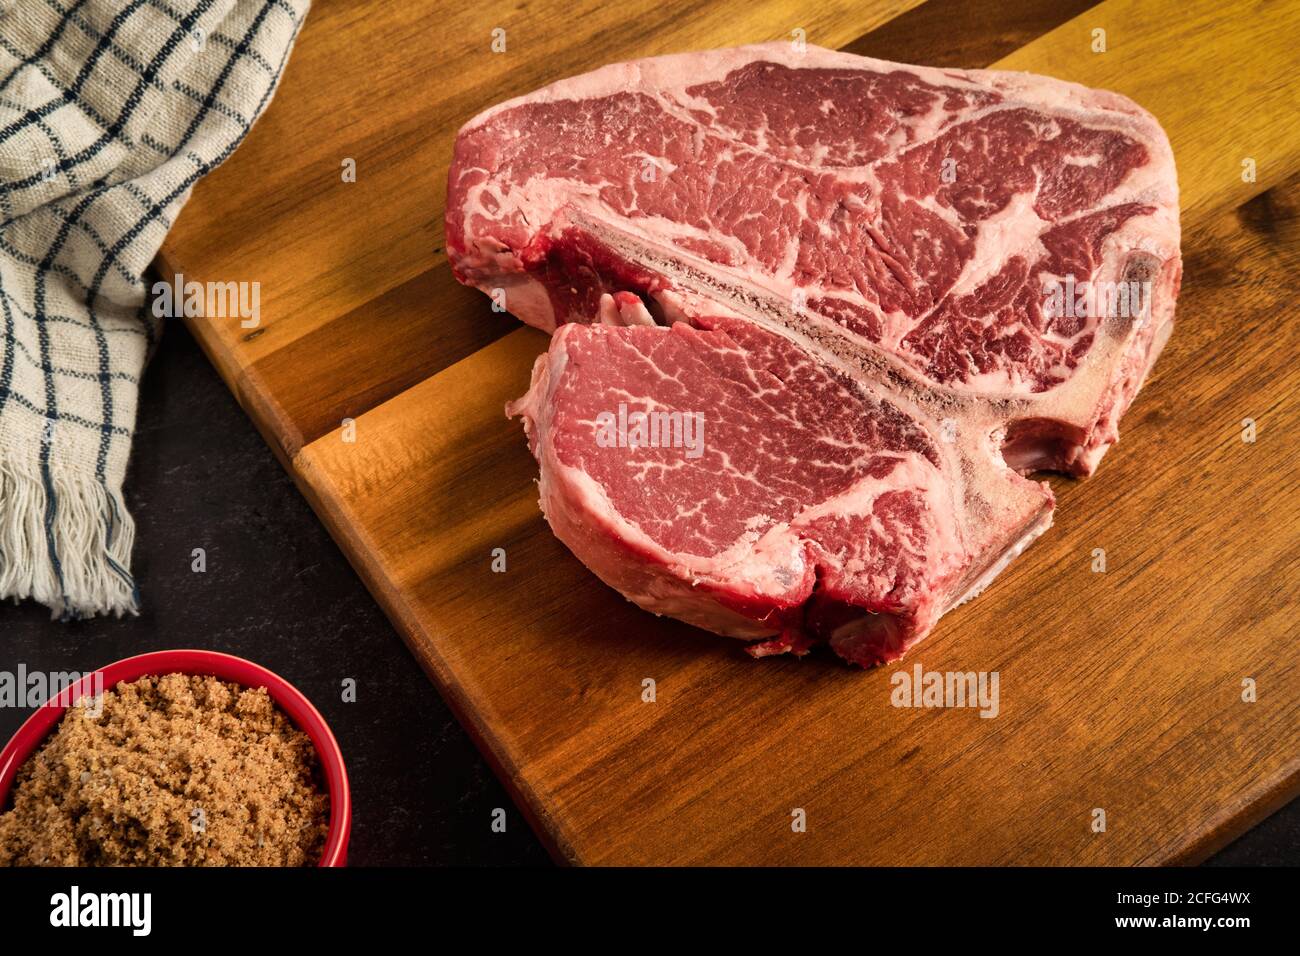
448 44 1181 666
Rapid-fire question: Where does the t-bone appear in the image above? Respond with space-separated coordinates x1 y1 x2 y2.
447 44 1181 666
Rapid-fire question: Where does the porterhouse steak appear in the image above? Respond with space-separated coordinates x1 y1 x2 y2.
446 44 1181 666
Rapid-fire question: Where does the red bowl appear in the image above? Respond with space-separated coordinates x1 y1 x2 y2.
0 649 350 867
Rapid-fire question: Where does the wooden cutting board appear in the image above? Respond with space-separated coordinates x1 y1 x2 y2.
157 0 1300 864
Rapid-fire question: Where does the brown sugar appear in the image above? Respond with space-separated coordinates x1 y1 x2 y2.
0 673 329 866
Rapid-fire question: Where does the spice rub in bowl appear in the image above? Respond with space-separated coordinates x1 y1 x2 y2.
0 673 328 866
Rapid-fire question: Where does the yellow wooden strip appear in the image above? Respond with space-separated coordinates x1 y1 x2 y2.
294 327 548 586
995 0 1300 226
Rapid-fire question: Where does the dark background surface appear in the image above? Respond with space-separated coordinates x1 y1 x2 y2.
0 322 1293 866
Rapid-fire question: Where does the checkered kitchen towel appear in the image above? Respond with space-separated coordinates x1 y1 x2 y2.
0 0 309 618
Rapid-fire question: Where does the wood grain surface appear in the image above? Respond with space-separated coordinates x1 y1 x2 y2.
159 0 1300 864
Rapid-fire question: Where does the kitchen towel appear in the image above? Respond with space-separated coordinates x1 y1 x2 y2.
0 0 309 618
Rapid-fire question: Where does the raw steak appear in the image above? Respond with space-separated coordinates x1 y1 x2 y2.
446 44 1181 666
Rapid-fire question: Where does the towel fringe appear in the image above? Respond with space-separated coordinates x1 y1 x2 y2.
0 461 138 620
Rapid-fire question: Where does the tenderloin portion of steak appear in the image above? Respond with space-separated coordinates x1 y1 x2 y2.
508 311 1054 666
448 44 1181 665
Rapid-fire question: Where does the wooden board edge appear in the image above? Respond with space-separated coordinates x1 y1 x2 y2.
156 249 307 463
288 437 583 865
1163 759 1300 866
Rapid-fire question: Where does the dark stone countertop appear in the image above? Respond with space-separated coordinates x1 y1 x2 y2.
0 323 1292 866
